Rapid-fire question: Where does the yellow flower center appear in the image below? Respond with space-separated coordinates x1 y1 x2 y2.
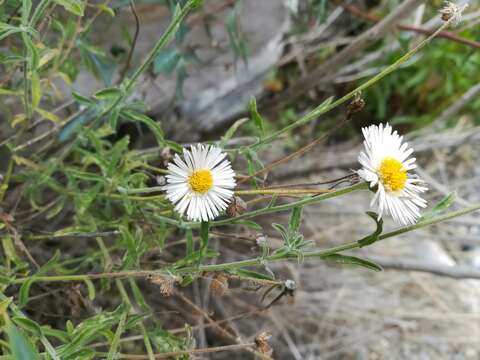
378 157 407 192
188 169 213 193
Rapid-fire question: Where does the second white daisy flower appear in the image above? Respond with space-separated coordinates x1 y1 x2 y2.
358 123 427 226
163 144 236 222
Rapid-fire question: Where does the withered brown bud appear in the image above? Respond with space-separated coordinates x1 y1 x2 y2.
209 273 229 297
347 93 365 116
226 196 247 217
149 275 175 297
161 147 172 166
255 331 273 356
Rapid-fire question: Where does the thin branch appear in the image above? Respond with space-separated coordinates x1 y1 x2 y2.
110 343 257 359
367 256 480 280
265 0 426 111
239 94 363 184
342 3 480 50
119 0 140 83
12 200 480 284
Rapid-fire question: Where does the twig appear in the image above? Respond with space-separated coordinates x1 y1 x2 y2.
175 291 273 360
342 3 480 50
109 343 257 359
366 256 480 280
11 200 480 284
239 94 363 184
266 0 426 110
119 0 140 83
186 0 235 26
434 83 480 125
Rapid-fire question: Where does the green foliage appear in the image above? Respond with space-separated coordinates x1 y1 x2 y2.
363 28 480 127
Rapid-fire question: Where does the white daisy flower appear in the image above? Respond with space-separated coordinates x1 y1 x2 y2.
163 144 236 222
357 123 428 226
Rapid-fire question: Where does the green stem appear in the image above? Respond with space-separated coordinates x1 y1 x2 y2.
117 186 332 196
29 0 51 27
98 0 197 119
250 18 454 150
12 203 480 284
206 182 368 227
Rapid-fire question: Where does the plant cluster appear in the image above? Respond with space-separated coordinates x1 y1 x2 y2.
0 0 478 358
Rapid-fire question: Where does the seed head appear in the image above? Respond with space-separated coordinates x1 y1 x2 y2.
439 1 467 27
209 273 229 297
149 275 175 297
255 331 273 356
226 196 247 217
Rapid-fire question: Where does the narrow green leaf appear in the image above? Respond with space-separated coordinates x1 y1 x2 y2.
357 212 383 248
185 227 194 255
30 72 41 109
153 48 180 74
52 0 85 16
420 192 455 220
200 221 209 250
235 269 274 281
107 311 128 360
230 220 262 230
84 280 96 301
94 87 123 100
19 277 35 307
249 97 265 136
288 206 303 234
12 317 43 337
324 254 382 272
7 324 41 360
128 278 150 312
221 117 248 147
122 110 165 146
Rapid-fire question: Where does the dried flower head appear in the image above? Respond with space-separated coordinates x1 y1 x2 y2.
149 275 175 297
209 273 229 297
161 146 172 165
255 331 273 356
284 279 296 291
439 1 467 26
256 234 268 247
226 196 247 217
156 175 166 186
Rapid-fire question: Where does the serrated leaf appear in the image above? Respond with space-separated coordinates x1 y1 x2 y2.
357 212 383 248
324 254 382 272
